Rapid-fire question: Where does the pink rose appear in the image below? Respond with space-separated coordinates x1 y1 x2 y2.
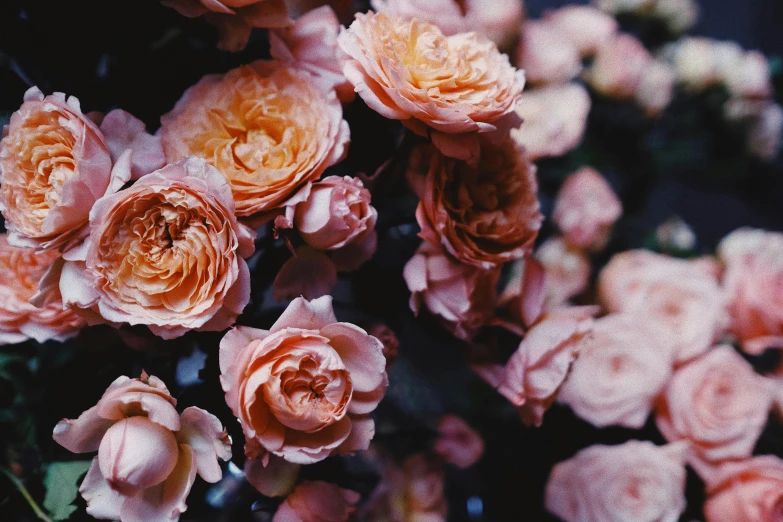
553 167 622 251
703 456 783 522
724 99 783 160
634 60 677 117
0 234 84 344
516 21 582 86
721 49 773 99
99 109 166 180
0 87 121 251
718 228 783 353
59 157 255 339
544 6 619 57
161 0 290 52
496 312 593 426
53 373 230 522
219 296 388 464
534 237 591 307
511 83 591 161
273 246 338 301
273 481 360 522
546 440 688 522
598 250 727 363
433 415 484 469
587 33 651 99
655 345 774 475
403 240 500 341
269 6 354 102
367 322 399 369
338 11 524 160
558 314 675 428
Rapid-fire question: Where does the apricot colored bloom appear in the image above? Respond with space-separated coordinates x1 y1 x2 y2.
544 6 618 57
59 157 255 339
273 481 360 522
0 87 119 251
219 296 388 464
160 61 350 217
553 167 622 251
0 234 84 344
586 33 651 99
408 139 542 269
511 83 591 161
704 456 783 522
162 0 290 52
53 373 231 522
516 21 582 86
434 415 484 469
546 440 688 522
338 11 525 161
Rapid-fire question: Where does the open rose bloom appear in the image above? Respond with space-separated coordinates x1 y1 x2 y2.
53 373 230 522
703 456 783 522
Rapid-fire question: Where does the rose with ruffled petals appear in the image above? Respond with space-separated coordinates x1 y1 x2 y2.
0 234 84 344
703 456 783 522
655 345 774 475
59 156 255 339
545 440 688 522
544 6 618 57
338 11 525 160
160 62 349 217
408 138 542 269
53 373 231 522
273 481 360 522
516 21 582 86
0 87 122 251
586 33 651 99
219 296 388 465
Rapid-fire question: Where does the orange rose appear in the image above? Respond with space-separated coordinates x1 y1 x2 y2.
160 61 350 217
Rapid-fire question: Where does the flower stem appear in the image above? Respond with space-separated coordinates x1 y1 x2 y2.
1 467 55 522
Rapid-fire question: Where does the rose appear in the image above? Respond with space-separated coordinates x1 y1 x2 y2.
219 296 388 464
655 345 774 475
724 99 783 160
160 61 350 217
407 138 542 269
0 234 84 344
655 0 700 33
718 228 783 353
586 34 651 99
544 6 618 57
534 237 591 307
634 60 677 117
0 87 119 251
558 314 675 428
98 109 166 180
515 21 582 86
338 11 525 160
53 373 230 522
403 240 499 341
553 167 622 251
598 250 727 363
545 440 688 522
703 456 783 522
497 311 593 426
273 481 360 522
433 415 484 469
721 50 772 99
59 156 255 339
161 0 290 52
511 83 591 161
269 6 354 102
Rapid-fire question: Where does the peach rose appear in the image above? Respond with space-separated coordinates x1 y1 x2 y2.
598 250 727 363
544 6 618 57
99 109 166 180
545 440 688 522
58 157 255 339
718 228 783 353
273 481 360 522
558 314 675 428
269 6 354 102
161 0 290 52
0 87 121 251
634 60 677 117
553 167 622 251
655 345 774 475
160 61 350 217
338 11 525 160
586 33 651 99
433 415 484 469
53 373 231 522
497 312 593 426
516 21 582 86
0 234 84 344
510 83 591 161
403 240 500 341
408 139 542 269
219 296 388 464
703 456 783 522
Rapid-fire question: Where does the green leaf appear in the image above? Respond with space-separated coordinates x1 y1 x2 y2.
43 461 92 520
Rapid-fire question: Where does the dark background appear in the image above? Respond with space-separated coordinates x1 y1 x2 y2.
0 1 782 521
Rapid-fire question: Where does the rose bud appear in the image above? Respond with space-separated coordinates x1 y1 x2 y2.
53 373 230 522
367 322 399 369
273 481 360 522
99 109 165 180
434 415 484 469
